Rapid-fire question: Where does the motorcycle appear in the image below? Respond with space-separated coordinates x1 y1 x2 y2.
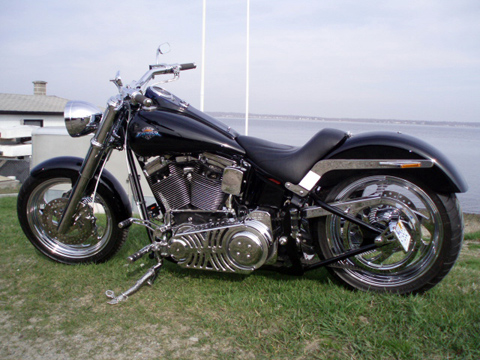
17 45 468 304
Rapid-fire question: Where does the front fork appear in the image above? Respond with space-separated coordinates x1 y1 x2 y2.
57 103 119 234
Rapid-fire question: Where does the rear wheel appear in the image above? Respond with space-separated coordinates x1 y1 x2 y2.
316 175 464 294
17 169 129 264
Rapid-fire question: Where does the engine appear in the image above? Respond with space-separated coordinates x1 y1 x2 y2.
143 153 231 212
142 153 278 273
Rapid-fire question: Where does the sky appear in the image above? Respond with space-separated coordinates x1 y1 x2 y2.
1 0 479 123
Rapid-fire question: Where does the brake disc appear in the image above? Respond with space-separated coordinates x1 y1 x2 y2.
40 198 97 245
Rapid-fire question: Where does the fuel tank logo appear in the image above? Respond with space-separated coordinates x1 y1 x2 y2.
136 127 161 140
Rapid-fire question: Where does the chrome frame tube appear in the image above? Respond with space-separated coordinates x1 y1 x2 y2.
124 133 156 245
302 196 384 219
125 148 149 222
303 243 380 272
311 195 382 239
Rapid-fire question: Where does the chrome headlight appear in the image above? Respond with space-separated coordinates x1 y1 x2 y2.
64 101 102 137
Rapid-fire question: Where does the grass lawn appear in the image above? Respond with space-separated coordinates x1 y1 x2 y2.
1 196 479 359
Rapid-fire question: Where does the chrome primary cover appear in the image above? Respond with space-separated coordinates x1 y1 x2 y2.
168 219 275 274
64 100 102 137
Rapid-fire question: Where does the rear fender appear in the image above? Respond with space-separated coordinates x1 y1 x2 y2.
321 131 468 193
285 132 468 196
30 156 132 220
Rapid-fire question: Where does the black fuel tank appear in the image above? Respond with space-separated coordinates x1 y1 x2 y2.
128 110 245 157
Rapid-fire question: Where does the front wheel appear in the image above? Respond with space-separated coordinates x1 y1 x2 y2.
17 169 129 264
315 175 464 294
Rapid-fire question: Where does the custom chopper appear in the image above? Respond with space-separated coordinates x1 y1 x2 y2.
17 45 467 304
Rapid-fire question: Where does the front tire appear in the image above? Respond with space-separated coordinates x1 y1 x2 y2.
17 169 129 264
315 175 464 294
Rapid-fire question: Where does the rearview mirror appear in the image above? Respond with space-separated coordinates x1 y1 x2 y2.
156 43 171 64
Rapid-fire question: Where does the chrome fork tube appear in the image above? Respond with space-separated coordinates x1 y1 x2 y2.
57 104 119 234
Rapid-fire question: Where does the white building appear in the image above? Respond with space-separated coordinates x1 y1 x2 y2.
0 81 68 129
0 81 69 184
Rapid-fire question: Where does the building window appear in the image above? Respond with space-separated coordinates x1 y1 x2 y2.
23 119 44 127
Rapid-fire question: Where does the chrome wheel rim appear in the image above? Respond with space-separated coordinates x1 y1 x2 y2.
26 178 113 259
325 176 443 288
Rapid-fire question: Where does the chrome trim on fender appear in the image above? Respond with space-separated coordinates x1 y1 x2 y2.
286 159 435 197
311 159 435 177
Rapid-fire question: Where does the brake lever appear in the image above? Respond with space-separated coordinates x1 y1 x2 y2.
110 71 124 92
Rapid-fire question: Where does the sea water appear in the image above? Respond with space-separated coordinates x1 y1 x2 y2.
218 117 480 214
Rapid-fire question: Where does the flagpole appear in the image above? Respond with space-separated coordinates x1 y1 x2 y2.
200 0 206 111
245 0 250 135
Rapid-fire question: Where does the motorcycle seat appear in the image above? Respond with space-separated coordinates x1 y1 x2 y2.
236 128 348 184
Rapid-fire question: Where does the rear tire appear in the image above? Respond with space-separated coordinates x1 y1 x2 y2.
17 169 129 264
315 174 464 294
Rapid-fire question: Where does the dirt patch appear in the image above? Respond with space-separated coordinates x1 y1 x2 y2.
0 312 254 360
464 213 480 234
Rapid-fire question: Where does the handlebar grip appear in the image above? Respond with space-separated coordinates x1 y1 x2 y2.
180 63 196 71
133 92 153 107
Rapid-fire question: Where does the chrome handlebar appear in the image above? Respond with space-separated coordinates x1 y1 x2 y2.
134 63 196 90
112 63 196 106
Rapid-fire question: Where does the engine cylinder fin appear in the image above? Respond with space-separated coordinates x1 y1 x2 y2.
148 163 190 210
145 157 227 211
191 172 225 210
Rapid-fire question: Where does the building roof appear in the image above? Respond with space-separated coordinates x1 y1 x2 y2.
0 93 69 114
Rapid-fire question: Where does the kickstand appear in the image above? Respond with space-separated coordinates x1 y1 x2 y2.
105 260 163 305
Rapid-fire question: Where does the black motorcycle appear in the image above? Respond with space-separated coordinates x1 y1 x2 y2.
17 46 468 304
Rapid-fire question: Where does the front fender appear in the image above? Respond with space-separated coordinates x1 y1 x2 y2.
322 131 468 193
30 156 132 220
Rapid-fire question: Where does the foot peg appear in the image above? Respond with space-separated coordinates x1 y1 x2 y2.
118 218 134 229
127 243 155 263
